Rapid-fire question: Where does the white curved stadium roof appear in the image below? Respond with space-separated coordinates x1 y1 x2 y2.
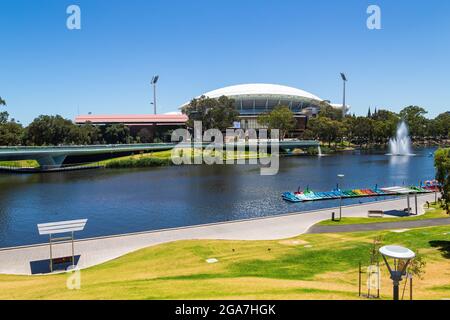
200 83 323 101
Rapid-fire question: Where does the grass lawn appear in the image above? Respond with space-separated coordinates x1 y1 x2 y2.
100 149 268 168
317 203 449 226
0 225 449 300
0 159 39 168
100 149 173 163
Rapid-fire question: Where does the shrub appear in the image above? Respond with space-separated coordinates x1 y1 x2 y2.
105 157 171 168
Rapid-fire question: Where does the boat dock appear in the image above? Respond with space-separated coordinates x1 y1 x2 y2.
282 184 439 203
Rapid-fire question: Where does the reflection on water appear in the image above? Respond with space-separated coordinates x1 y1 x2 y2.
389 155 417 184
0 148 437 247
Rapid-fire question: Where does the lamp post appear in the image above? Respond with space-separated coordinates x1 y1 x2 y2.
151 75 159 115
337 174 345 220
340 73 347 118
379 245 415 300
435 181 438 204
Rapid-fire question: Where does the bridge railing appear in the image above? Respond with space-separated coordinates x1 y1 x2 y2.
0 143 177 152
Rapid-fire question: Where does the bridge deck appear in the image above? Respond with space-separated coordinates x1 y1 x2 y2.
0 140 319 169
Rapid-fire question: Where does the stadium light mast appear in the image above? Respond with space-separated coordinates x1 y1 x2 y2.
151 75 159 115
340 73 347 118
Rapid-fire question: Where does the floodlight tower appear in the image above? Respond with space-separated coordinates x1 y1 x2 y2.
340 73 347 118
151 75 159 115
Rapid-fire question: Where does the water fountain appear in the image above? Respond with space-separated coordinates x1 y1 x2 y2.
317 145 323 157
388 121 413 156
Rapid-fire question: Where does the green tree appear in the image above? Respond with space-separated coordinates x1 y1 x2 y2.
69 122 102 145
0 111 8 124
300 128 315 140
182 95 239 131
257 106 295 140
307 116 340 146
0 96 7 125
434 112 450 139
352 117 374 147
399 106 428 139
435 148 450 213
137 128 153 143
318 102 343 121
25 115 75 145
103 124 132 144
342 116 356 142
0 96 24 146
0 121 24 146
371 109 400 143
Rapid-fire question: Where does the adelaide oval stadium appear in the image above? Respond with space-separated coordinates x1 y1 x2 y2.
180 83 347 133
75 83 347 139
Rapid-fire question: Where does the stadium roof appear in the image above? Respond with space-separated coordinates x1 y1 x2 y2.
197 83 323 101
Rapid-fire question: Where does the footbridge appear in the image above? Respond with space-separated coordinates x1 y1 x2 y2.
0 140 319 170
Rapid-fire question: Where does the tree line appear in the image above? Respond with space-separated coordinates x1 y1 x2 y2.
0 98 139 145
2 93 449 146
1 114 137 146
435 148 450 214
183 95 450 146
302 105 450 148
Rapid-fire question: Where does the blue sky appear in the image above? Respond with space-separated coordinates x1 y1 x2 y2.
1 0 449 124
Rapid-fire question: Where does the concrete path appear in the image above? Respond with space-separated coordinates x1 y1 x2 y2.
0 194 435 275
308 217 450 234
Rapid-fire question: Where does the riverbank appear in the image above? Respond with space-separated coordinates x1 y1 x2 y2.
314 140 448 155
0 143 444 170
317 202 448 225
0 194 449 300
0 149 270 170
0 193 435 275
100 149 269 168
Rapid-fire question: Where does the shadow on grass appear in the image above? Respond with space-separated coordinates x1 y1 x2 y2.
429 240 450 259
384 210 410 217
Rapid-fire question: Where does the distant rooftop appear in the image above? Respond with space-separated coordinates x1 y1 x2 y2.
75 114 188 125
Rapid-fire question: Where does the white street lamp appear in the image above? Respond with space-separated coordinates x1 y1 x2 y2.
379 245 415 300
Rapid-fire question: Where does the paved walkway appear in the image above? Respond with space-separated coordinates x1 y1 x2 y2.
0 194 436 275
308 217 450 234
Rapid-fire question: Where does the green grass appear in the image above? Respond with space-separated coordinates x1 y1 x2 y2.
99 150 173 168
0 225 449 300
100 149 268 168
0 159 40 168
317 203 449 226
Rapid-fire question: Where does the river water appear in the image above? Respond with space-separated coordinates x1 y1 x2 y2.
0 148 437 247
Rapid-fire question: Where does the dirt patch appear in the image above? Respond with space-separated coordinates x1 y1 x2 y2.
278 239 310 246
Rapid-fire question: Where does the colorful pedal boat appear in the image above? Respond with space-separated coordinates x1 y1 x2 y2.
282 185 433 203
